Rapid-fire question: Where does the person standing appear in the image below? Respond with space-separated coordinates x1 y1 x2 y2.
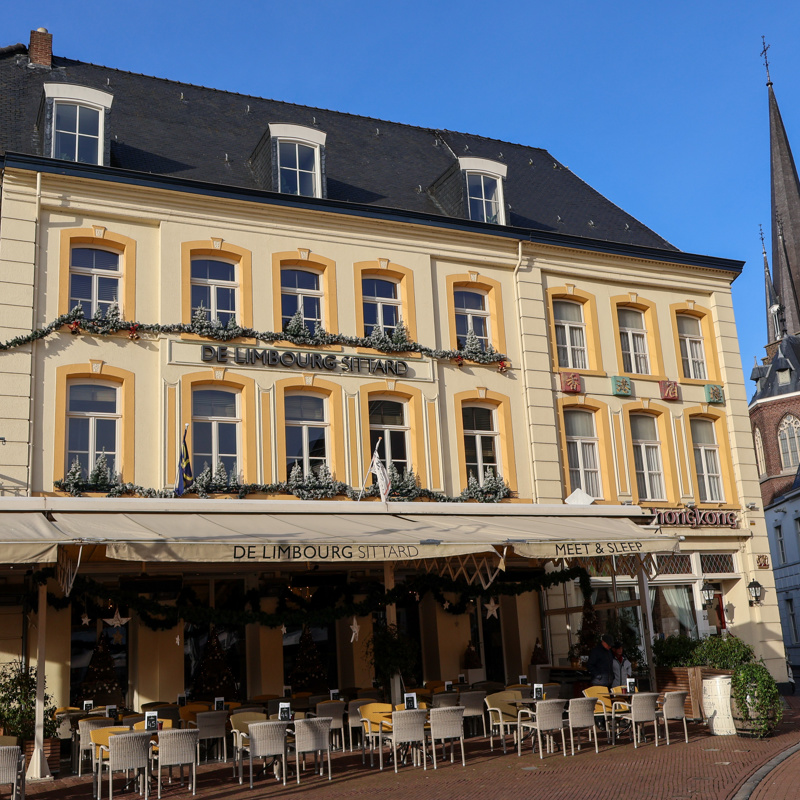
611 641 632 688
587 633 615 689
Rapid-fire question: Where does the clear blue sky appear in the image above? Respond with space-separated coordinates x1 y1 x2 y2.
5 1 799 380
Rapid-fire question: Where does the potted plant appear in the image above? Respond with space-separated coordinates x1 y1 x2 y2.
0 660 59 772
730 662 783 738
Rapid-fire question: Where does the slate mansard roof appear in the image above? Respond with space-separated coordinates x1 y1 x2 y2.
0 42 723 261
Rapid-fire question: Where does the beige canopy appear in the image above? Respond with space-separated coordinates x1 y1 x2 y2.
0 512 73 563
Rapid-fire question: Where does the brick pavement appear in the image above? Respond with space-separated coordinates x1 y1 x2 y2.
22 701 800 800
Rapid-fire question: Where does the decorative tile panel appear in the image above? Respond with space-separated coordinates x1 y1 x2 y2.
659 380 679 401
611 376 632 396
705 384 725 404
560 372 582 394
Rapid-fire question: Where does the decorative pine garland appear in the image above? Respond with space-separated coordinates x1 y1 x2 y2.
0 304 510 368
32 566 591 632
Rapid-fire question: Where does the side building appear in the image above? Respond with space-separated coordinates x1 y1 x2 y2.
0 29 784 715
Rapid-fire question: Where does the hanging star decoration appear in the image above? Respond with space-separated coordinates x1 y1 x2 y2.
103 608 131 628
443 601 450 610
81 613 91 627
111 628 125 645
280 624 287 635
414 593 420 601
349 617 360 643
484 598 499 619
175 636 180 645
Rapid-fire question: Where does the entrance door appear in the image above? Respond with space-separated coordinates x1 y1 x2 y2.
482 609 505 683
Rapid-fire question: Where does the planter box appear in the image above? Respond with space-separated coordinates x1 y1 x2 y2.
23 737 60 775
655 667 732 721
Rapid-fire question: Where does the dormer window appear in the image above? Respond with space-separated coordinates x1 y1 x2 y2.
268 124 327 199
43 84 113 166
458 157 507 225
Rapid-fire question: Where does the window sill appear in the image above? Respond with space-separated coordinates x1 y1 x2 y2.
616 373 668 383
679 377 723 387
355 347 422 359
555 367 607 378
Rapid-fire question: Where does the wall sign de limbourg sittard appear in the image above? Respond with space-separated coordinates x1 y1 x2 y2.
649 507 739 529
201 345 409 375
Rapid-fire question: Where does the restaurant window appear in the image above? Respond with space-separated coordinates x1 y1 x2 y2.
363 277 401 337
462 405 499 485
649 585 698 638
191 258 237 326
630 413 664 501
454 290 490 350
690 418 723 503
281 268 323 332
285 394 328 477
66 382 119 477
778 415 800 470
553 300 587 369
369 398 409 474
69 247 121 317
564 408 601 498
677 314 707 380
618 307 650 374
192 388 240 479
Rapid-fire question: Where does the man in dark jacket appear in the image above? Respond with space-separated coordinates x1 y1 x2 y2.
587 633 615 689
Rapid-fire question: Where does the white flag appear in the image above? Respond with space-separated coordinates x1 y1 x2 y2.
369 452 392 502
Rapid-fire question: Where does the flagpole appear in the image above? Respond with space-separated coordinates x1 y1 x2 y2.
174 422 189 494
357 437 382 501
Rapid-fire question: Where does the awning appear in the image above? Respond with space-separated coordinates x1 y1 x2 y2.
0 513 71 563
48 510 678 564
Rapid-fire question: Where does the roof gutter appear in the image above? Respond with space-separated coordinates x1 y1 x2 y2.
1 152 745 275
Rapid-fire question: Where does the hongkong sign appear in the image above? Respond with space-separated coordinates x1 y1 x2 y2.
648 507 739 529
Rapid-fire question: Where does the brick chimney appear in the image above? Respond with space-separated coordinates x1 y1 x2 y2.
29 28 52 68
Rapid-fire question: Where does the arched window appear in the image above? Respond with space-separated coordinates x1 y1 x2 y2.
778 415 800 470
285 394 328 477
564 409 601 498
630 413 664 500
690 418 723 503
553 300 587 369
70 247 120 317
192 388 240 478
618 307 650 374
368 398 409 473
363 278 401 337
190 258 237 326
677 314 707 380
462 405 499 485
454 290 490 350
66 382 119 477
281 268 323 331
754 427 766 476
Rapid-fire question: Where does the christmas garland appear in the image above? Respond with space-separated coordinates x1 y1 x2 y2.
0 304 510 367
31 566 591 632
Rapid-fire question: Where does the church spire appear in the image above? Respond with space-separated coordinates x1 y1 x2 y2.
767 50 800 337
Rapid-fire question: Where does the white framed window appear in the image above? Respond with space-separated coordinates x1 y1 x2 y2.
66 382 119 477
454 289 490 350
69 247 121 317
564 409 601 498
553 300 587 369
191 258 237 327
44 84 113 166
458 157 507 225
281 268 323 332
786 599 799 643
368 398 409 474
776 524 786 564
690 418 723 503
618 307 650 374
630 414 665 501
285 394 328 477
268 124 326 199
463 405 499 485
363 278 401 337
677 314 707 379
778 415 800 470
754 427 766 476
192 388 240 478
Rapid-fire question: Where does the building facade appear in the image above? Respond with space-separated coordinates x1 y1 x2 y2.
0 29 786 714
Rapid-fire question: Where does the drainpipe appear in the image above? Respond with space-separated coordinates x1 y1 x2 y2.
25 172 42 496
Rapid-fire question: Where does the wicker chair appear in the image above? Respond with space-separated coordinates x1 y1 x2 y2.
242 721 288 788
567 697 599 756
505 683 533 699
313 701 346 750
457 690 487 738
229 713 267 778
612 692 660 748
293 717 332 784
518 699 567 759
657 691 689 745
359 703 393 766
381 710 428 773
346 699 371 751
91 725 132 796
0 746 25 800
97 731 153 800
582 687 614 742
153 729 198 799
429 707 466 768
484 691 522 754
431 692 460 708
188 711 228 763
78 717 118 778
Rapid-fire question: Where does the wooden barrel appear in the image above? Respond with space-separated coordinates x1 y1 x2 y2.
729 694 776 738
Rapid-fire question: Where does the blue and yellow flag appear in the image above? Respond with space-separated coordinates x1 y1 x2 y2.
174 424 193 496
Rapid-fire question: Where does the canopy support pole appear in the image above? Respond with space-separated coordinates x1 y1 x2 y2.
636 555 657 692
383 562 401 706
26 581 52 781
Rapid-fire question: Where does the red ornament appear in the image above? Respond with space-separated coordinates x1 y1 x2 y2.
453 355 464 367
68 320 81 335
497 359 508 373
128 324 140 341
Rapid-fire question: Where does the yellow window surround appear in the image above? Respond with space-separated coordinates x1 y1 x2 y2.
272 250 338 337
684 407 737 508
353 259 418 342
610 294 666 382
669 302 722 385
546 285 605 375
445 273 507 354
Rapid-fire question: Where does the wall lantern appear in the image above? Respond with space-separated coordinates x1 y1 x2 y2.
701 582 716 609
747 580 764 607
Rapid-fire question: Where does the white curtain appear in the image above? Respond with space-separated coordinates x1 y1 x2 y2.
661 585 698 638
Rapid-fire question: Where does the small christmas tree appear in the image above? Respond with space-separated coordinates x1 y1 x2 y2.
283 308 310 339
66 455 84 483
210 458 229 493
88 450 110 487
80 631 126 707
577 597 602 656
191 630 237 700
288 626 327 691
194 463 212 496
